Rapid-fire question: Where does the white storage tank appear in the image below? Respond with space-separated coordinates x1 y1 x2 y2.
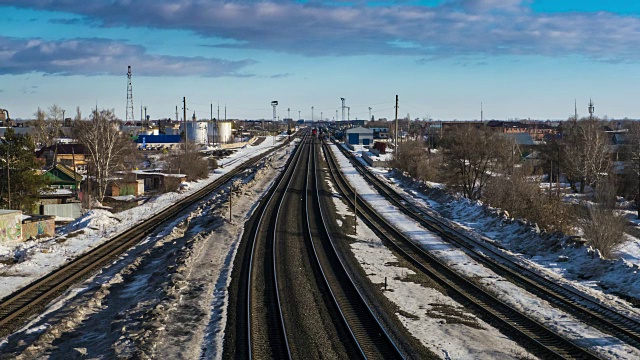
217 121 233 144
207 121 218 145
182 121 208 145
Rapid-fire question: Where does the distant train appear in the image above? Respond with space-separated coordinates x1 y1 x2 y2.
311 128 318 136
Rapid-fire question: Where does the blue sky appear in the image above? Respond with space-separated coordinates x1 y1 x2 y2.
1 0 640 121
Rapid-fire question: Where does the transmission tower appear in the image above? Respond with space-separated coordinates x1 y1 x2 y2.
126 66 134 122
341 97 346 121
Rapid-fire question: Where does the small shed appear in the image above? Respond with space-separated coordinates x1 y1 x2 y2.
0 210 22 243
345 127 374 146
111 180 145 197
131 170 187 192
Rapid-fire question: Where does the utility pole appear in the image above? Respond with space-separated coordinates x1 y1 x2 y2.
481 102 483 122
354 187 357 235
229 185 233 222
287 108 290 120
347 107 350 121
336 110 338 122
395 95 399 151
225 104 227 121
144 106 148 126
6 142 10 209
368 107 372 121
312 106 314 122
298 110 301 121
175 106 178 121
321 112 323 121
341 97 346 121
183 97 188 153
210 103 213 121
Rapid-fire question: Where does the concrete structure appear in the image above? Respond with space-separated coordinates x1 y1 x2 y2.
0 210 22 243
345 126 374 146
217 121 233 144
22 215 55 239
183 121 208 145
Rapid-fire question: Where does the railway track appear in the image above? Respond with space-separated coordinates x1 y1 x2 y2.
304 138 405 359
231 134 406 359
322 140 599 359
332 139 640 352
243 134 307 359
0 140 290 339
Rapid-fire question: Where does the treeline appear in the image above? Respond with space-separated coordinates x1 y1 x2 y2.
392 118 634 258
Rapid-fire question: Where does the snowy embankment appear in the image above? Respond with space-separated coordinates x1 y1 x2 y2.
0 141 296 358
328 143 640 360
0 136 284 300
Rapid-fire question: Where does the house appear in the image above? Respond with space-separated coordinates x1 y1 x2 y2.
345 127 374 146
36 143 90 174
42 163 83 192
371 127 389 140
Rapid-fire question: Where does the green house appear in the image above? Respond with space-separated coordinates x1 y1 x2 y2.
42 164 83 191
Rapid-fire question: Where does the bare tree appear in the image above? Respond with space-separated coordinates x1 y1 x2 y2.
31 107 54 148
625 121 640 218
74 108 132 203
441 125 511 199
74 106 82 122
562 118 612 193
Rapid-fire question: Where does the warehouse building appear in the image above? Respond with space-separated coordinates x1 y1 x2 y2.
345 127 374 146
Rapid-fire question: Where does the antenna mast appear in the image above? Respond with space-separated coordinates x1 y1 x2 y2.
126 66 134 122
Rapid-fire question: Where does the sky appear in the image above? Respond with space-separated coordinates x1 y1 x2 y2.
1 0 640 121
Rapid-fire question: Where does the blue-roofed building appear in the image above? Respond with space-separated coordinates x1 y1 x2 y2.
135 134 182 150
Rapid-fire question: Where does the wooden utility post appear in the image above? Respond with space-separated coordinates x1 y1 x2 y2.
183 97 188 154
394 95 399 153
354 188 357 235
229 185 233 222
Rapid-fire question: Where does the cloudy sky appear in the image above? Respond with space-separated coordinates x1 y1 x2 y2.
1 0 640 121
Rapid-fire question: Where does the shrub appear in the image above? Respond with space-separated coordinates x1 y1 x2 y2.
165 151 210 181
484 167 573 233
580 206 627 258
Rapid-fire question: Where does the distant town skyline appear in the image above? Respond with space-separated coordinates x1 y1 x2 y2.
1 0 640 121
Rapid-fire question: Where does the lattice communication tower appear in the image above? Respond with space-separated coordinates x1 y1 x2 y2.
126 66 134 122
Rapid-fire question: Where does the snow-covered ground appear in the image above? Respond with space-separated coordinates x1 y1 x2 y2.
0 135 286 300
329 143 640 359
0 137 295 359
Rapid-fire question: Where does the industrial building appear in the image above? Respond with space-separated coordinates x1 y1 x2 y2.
345 127 374 146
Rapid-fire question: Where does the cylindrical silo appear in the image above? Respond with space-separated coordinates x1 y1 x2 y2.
182 121 208 145
217 121 233 144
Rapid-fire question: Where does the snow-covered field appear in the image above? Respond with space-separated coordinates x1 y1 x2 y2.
329 143 640 359
0 135 286 300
